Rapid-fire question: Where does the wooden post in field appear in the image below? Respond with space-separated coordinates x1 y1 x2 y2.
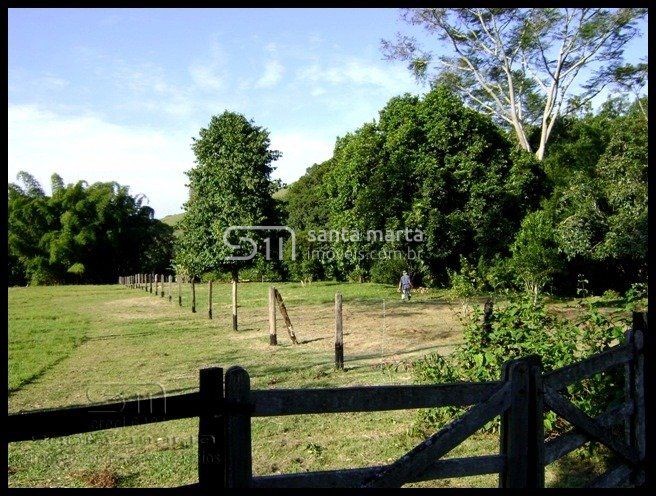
335 293 344 370
499 356 544 488
268 286 277 346
224 366 252 488
198 366 225 490
160 274 165 298
177 275 182 306
274 289 299 344
208 280 213 319
149 273 153 293
191 279 196 313
168 275 172 302
232 280 238 331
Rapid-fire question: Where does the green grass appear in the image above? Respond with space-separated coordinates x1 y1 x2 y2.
160 213 184 227
8 283 627 487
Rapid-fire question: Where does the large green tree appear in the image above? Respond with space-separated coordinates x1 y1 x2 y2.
8 172 173 285
176 111 281 281
383 8 646 160
284 86 544 285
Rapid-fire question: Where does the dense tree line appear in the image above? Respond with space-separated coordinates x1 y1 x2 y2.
8 173 174 285
11 89 644 298
281 87 647 296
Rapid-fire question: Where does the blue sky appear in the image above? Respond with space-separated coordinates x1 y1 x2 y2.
8 8 648 217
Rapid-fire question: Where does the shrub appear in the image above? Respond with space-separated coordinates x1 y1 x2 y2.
370 257 408 285
412 294 628 435
601 289 621 301
623 282 648 311
447 256 480 297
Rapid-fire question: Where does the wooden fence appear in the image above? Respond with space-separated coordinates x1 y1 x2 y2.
8 312 650 488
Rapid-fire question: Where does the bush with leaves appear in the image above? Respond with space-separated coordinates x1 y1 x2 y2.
412 295 628 436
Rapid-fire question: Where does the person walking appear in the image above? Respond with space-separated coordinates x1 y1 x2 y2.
398 270 413 301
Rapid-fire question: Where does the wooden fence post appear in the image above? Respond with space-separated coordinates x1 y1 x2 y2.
274 289 299 344
500 355 544 488
232 280 238 331
268 286 277 346
335 293 344 370
168 275 172 302
208 280 213 319
160 274 165 298
155 274 159 296
198 367 225 490
149 273 153 294
225 366 252 488
177 276 182 306
629 312 648 487
191 279 196 313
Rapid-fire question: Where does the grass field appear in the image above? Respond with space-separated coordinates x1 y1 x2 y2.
8 282 622 487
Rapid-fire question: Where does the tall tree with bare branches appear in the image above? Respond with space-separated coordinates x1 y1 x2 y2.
382 8 646 160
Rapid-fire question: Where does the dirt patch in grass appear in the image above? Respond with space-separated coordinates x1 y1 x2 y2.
72 468 120 488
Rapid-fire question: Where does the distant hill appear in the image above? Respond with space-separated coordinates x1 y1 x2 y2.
160 186 289 228
161 213 184 227
273 187 289 201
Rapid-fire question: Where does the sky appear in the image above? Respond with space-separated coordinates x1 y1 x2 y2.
8 8 648 218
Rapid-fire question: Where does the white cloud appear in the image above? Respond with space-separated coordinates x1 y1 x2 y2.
298 58 416 94
189 39 227 92
310 87 326 97
41 75 68 88
189 64 224 91
269 131 334 183
255 60 284 88
264 42 278 53
8 104 195 217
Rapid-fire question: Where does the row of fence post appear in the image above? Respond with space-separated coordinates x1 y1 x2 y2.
118 274 206 319
119 275 242 328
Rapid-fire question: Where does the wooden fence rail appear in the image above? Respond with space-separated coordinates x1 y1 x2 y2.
8 311 650 489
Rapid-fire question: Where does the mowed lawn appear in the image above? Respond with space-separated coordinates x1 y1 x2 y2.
8 283 610 488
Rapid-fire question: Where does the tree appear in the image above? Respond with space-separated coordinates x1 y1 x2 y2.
555 107 647 281
592 60 648 122
176 111 281 281
8 172 173 285
509 210 564 303
382 8 646 160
